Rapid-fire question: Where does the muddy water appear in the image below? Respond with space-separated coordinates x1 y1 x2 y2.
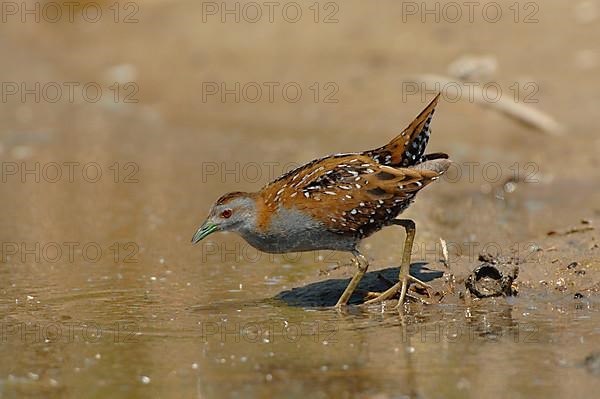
1 0 600 398
2 255 599 398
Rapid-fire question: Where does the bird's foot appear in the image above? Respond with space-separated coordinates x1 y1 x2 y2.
363 274 432 306
333 303 346 312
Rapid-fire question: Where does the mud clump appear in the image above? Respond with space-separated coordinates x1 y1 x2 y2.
465 253 519 298
583 352 600 375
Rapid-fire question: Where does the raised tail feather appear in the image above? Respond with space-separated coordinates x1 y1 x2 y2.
368 93 444 167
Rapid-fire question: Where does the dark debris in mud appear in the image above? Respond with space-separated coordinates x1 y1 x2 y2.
465 257 519 298
583 352 600 375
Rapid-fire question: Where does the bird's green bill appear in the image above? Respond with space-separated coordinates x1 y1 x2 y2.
192 222 217 244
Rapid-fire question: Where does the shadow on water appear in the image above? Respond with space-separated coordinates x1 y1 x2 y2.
275 263 444 307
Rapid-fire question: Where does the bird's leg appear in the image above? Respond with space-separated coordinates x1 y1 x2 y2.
363 219 432 307
334 251 369 309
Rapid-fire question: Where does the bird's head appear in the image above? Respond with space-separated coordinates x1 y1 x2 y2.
191 191 256 244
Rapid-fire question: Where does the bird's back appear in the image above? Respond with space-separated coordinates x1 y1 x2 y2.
249 95 450 249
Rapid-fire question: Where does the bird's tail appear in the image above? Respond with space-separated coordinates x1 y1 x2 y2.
369 93 446 167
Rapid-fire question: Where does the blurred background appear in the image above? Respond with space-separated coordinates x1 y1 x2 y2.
0 0 599 398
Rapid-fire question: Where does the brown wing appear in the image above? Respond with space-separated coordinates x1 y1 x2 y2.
260 154 445 238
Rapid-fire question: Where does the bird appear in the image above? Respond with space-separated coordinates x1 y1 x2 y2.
192 94 450 309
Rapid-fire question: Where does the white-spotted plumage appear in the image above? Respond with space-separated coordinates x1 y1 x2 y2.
195 94 450 308
209 94 448 245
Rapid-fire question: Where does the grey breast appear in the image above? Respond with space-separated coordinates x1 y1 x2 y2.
239 207 357 254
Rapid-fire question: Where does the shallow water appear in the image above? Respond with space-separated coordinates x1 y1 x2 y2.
2 254 599 398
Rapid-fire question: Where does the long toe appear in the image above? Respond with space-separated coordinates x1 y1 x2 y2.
364 290 398 301
408 274 432 288
363 283 401 304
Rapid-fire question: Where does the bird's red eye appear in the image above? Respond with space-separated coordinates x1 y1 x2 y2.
221 209 232 218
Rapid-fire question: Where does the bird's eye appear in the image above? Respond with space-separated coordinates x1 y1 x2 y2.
220 209 232 219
